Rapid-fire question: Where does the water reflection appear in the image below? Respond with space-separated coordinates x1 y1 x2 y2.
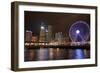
74 49 85 59
24 48 90 61
36 48 49 60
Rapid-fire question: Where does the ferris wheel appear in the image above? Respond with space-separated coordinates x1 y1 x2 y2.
69 21 90 42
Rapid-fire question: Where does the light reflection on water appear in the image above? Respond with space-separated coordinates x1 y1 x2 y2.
24 48 90 61
74 49 85 59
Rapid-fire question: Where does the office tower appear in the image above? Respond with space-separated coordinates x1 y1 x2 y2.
45 25 52 42
55 32 63 43
39 22 46 42
25 30 32 42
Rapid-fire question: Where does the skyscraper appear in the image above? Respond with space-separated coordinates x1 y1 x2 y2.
46 25 52 42
25 30 32 42
55 32 63 44
39 22 46 42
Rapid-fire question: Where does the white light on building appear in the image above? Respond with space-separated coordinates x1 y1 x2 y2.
41 26 45 30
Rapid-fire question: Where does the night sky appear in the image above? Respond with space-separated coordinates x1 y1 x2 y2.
24 11 90 36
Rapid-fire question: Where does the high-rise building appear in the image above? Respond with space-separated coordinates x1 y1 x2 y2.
25 30 32 42
45 25 52 42
39 22 52 43
39 22 46 42
55 32 63 43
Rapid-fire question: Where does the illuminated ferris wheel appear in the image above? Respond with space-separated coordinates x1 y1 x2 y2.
69 21 90 42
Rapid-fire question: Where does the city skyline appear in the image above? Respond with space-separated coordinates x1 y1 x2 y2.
24 11 90 37
25 24 69 43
